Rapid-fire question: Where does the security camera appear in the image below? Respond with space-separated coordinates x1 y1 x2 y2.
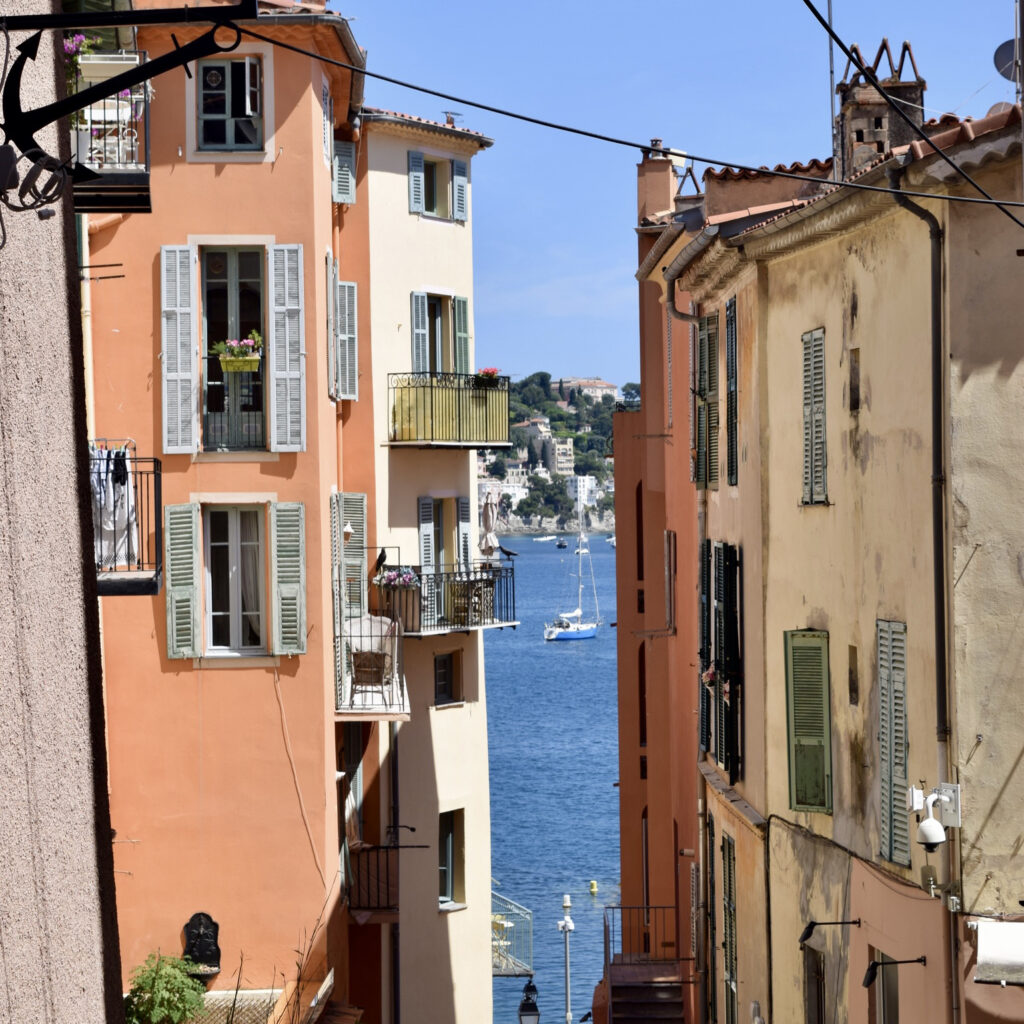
917 814 946 853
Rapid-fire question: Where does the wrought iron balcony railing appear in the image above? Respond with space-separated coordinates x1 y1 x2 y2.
336 611 408 716
377 561 517 636
348 845 399 914
492 892 533 977
202 355 266 452
71 52 151 213
388 372 511 447
88 440 162 595
604 905 679 968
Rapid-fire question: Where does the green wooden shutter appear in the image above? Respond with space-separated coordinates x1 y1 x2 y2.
164 503 200 658
878 620 909 864
271 502 306 655
722 833 737 1016
453 296 470 375
696 318 708 488
452 159 468 221
457 496 472 569
337 281 358 400
160 246 198 454
408 150 425 213
411 292 429 373
802 328 826 504
341 492 367 617
706 314 720 487
699 538 711 669
726 297 738 486
330 493 345 705
332 140 356 204
785 630 832 812
268 244 305 452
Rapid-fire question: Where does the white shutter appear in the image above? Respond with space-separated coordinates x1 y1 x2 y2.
802 328 826 504
164 503 200 658
160 246 198 454
330 493 345 703
457 496 471 569
453 297 469 376
337 281 358 400
452 159 468 221
341 492 367 617
333 140 356 204
879 620 910 864
408 151 425 213
326 253 337 400
268 244 305 452
418 496 436 623
411 292 429 373
271 502 306 655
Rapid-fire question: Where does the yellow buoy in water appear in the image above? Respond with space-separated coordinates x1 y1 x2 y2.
589 880 598 894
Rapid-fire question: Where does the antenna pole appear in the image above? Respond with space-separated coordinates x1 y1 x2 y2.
828 0 838 181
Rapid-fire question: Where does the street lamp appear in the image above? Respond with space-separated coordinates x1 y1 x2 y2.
557 894 574 1024
518 978 540 1024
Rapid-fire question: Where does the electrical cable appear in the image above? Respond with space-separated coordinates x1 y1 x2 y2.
238 25 1024 218
800 0 1024 230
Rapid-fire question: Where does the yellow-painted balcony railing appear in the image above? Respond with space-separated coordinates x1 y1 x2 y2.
388 372 511 446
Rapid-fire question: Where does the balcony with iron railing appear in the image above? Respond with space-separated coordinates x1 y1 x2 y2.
347 844 399 918
604 905 679 966
492 892 533 977
88 440 162 595
388 372 511 447
377 560 518 636
71 52 151 213
202 355 265 452
335 610 408 718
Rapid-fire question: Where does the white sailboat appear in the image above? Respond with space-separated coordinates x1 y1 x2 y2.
544 496 600 641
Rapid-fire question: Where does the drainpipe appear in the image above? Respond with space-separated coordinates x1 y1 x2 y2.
663 226 719 324
695 419 709 1024
389 721 401 1024
888 167 957 1024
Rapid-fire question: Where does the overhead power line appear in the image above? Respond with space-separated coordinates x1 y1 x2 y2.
238 25 1024 218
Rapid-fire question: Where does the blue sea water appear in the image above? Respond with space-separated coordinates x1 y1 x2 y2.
487 535 620 1023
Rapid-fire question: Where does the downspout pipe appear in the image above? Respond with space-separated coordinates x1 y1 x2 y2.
887 167 957 1024
663 226 720 323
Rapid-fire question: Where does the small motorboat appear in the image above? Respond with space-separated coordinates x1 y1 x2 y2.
555 538 568 549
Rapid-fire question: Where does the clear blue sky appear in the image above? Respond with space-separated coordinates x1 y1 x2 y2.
344 1 1018 387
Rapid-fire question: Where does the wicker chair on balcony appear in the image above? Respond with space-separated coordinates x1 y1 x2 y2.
347 614 400 708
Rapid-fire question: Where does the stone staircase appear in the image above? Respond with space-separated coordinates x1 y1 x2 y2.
609 963 685 1024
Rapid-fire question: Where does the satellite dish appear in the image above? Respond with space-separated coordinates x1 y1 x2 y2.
993 39 1018 82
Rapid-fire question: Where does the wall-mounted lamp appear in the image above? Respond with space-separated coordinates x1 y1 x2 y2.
799 918 861 944
517 978 540 1024
862 956 926 989
343 521 354 544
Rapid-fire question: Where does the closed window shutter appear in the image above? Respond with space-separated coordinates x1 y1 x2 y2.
726 297 738 486
341 492 367 617
457 496 472 568
722 834 737 1008
785 630 832 812
337 281 358 400
332 140 356 204
418 496 437 622
411 292 429 373
713 542 726 768
326 254 337 400
268 244 305 452
160 246 198 454
164 503 200 658
706 314 720 487
878 620 909 864
330 493 345 703
453 297 470 375
408 150 425 213
698 538 711 754
689 320 696 481
271 502 306 654
452 159 468 221
802 328 826 504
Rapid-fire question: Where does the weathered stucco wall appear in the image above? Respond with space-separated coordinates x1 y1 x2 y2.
0 12 122 1023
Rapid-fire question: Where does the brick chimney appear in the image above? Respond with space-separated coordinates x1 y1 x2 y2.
836 40 925 177
637 138 676 224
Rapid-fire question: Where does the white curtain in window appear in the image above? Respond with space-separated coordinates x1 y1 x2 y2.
239 510 261 644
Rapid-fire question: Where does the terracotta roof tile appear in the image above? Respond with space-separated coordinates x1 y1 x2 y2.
907 103 1022 161
704 157 833 182
361 106 490 140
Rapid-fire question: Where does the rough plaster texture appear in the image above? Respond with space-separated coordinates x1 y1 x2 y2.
0 13 122 1024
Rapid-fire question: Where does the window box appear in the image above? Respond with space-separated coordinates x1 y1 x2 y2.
219 354 261 373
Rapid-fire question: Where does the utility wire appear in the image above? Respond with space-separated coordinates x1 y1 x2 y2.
240 25 1024 215
800 0 1024 230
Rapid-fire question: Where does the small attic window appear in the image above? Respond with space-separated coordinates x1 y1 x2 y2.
874 117 884 129
855 129 864 142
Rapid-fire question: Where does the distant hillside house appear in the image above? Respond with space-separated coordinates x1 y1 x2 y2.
561 377 619 402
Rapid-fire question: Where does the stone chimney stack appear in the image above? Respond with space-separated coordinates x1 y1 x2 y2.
836 40 925 178
637 138 675 224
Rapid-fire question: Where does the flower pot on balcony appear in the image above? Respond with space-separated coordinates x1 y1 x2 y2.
383 586 421 633
473 375 500 389
219 355 261 373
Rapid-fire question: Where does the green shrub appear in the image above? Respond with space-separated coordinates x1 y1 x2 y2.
124 952 205 1024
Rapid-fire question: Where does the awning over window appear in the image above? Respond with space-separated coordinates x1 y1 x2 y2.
974 921 1024 985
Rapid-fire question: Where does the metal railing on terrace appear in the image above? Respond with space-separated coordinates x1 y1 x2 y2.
348 845 399 913
378 561 517 635
388 372 511 447
604 905 680 967
88 440 161 596
336 611 408 716
202 355 265 452
492 892 533 977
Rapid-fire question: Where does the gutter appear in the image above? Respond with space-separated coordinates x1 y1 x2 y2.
662 226 719 324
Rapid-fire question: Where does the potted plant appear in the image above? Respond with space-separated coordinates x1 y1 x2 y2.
212 330 262 372
123 952 205 1024
473 366 501 389
375 566 421 632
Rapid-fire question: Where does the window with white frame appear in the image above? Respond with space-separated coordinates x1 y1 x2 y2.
438 809 465 906
408 150 468 221
197 57 263 151
164 501 306 658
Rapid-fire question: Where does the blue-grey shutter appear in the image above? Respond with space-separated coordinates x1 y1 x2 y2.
161 246 198 454
785 631 832 812
271 502 306 655
330 493 345 706
411 292 429 373
342 492 367 617
802 328 826 504
333 140 356 204
418 496 437 624
165 503 200 658
337 281 358 400
457 496 472 569
268 244 305 452
453 296 469 375
326 253 337 400
879 620 909 864
452 159 468 221
408 151 425 213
